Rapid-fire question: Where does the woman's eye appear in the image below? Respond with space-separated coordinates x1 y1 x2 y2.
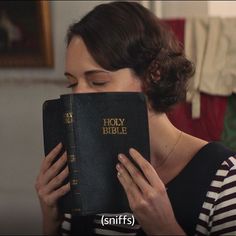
87 72 111 87
92 81 108 86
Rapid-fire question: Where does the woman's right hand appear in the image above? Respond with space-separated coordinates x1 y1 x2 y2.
35 143 70 234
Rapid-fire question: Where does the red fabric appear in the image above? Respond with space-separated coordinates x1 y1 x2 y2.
161 19 228 141
167 94 228 141
162 19 185 45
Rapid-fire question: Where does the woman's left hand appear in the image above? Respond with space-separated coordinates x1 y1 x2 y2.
116 148 185 235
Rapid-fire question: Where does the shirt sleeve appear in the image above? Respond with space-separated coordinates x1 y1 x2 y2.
196 156 236 235
61 213 71 236
209 156 236 235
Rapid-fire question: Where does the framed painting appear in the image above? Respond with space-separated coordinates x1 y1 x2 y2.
0 1 53 67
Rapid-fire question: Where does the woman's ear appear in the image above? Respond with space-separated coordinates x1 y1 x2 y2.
147 57 161 84
149 70 161 84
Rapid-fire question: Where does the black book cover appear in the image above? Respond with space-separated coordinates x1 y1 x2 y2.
43 92 150 215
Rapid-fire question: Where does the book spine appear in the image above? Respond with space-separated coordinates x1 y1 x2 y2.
62 95 81 214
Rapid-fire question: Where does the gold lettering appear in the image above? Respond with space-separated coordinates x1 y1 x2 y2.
71 179 79 185
102 127 109 134
64 112 73 124
73 208 81 212
103 118 110 127
111 127 116 134
102 117 128 135
103 118 125 126
102 126 128 135
122 127 127 134
110 119 116 126
119 118 125 126
68 155 76 162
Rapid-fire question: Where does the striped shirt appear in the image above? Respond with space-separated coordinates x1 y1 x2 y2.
196 155 236 235
61 155 236 235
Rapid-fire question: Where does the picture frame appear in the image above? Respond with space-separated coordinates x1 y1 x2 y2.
0 1 53 67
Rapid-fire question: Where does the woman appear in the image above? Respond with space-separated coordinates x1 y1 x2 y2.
35 2 236 235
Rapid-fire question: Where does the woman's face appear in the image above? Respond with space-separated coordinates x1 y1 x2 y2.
65 37 143 94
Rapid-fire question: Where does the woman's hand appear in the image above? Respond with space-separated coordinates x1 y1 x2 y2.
116 148 185 235
35 143 70 234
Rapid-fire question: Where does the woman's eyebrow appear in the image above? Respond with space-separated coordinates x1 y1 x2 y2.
84 69 109 76
64 69 109 79
64 72 77 79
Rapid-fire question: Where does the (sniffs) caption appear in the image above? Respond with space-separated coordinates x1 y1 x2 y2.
101 214 135 226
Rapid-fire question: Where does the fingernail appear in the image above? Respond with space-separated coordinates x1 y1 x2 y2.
129 147 134 152
116 163 120 170
129 148 136 155
118 154 124 160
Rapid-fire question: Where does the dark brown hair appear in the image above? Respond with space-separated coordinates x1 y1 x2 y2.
67 1 194 112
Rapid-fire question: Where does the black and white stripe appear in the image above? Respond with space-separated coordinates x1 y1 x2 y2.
196 156 236 235
61 212 139 235
61 213 71 236
61 156 236 235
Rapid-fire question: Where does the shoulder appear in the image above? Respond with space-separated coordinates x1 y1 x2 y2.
212 155 236 209
190 141 235 171
195 141 235 158
211 155 236 195
196 155 236 235
179 135 234 173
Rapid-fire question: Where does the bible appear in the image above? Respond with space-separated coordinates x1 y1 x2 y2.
43 92 150 215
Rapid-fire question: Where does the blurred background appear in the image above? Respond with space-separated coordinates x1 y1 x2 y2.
0 1 235 234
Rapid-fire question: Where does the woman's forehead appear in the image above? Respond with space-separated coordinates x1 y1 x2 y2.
66 37 104 73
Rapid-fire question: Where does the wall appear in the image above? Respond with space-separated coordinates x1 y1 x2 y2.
0 83 67 234
0 1 235 234
161 1 208 18
208 1 236 16
0 1 107 234
160 1 236 18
